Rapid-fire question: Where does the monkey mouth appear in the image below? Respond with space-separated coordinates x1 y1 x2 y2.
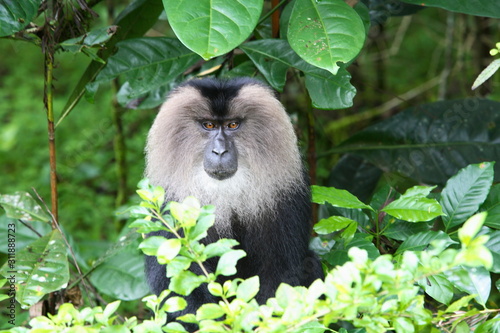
205 168 236 181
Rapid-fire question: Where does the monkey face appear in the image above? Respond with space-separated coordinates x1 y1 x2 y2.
201 120 240 180
146 78 304 206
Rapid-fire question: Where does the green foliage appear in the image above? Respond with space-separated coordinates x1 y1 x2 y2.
288 0 365 75
0 0 42 37
6 170 500 332
1 0 499 331
0 229 69 308
92 38 200 99
335 99 500 186
400 0 500 18
163 0 264 60
313 162 499 331
0 192 51 223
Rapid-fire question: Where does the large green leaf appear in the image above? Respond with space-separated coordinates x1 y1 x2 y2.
0 230 69 308
0 0 42 37
314 216 356 235
395 231 456 255
163 0 263 60
216 250 246 276
440 162 494 231
93 38 200 98
445 266 491 306
418 273 454 305
312 185 373 211
0 192 51 223
0 217 52 254
304 65 356 109
240 39 356 109
400 0 500 19
485 231 500 274
240 39 297 91
481 184 500 229
58 0 164 125
382 221 430 242
382 196 443 222
90 251 149 301
287 0 365 75
337 99 500 185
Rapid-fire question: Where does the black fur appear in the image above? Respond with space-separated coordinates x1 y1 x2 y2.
145 179 323 322
178 77 271 118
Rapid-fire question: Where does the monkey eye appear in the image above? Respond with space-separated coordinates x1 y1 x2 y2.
227 121 240 130
202 121 217 130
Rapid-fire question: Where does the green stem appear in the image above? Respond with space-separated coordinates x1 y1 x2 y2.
44 27 58 227
257 0 288 26
111 79 128 210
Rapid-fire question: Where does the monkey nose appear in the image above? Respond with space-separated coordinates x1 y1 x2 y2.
212 148 228 155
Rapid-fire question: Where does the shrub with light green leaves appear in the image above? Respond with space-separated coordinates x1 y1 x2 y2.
3 162 499 333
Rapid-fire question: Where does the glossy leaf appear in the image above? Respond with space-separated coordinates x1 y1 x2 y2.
236 276 260 302
216 250 246 276
458 212 487 246
400 0 500 18
441 163 494 231
0 218 52 255
94 38 200 98
382 196 443 222
196 303 225 321
485 231 500 273
240 39 356 109
393 317 413 333
170 271 206 296
402 185 437 198
338 99 500 185
395 231 456 255
58 0 164 125
0 230 69 308
0 0 42 37
419 273 454 305
312 185 374 210
117 81 174 110
240 39 298 91
305 65 356 109
445 266 491 306
163 0 263 59
288 0 365 75
0 191 51 223
90 251 149 301
138 236 165 256
314 216 356 234
157 239 182 264
383 221 430 242
481 184 500 229
128 218 167 234
166 256 191 278
204 239 239 259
